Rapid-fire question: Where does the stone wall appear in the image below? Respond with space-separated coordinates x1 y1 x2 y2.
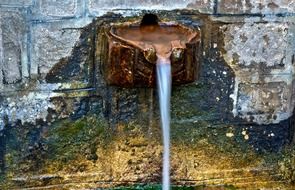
0 0 294 128
1 1 295 189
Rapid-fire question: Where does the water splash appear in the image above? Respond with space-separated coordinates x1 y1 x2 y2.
156 55 172 190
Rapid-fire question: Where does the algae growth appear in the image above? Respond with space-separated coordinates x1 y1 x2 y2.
0 113 293 189
0 83 293 189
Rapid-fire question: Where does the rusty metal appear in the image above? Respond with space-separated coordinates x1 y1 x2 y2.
100 22 201 87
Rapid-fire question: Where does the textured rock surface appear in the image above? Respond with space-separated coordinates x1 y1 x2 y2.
32 0 82 19
0 9 27 84
0 20 3 89
0 92 53 129
0 0 294 126
0 0 33 6
222 21 295 124
0 115 293 189
31 19 91 78
218 0 295 14
223 23 292 68
88 0 214 16
44 19 95 85
237 82 291 123
0 1 294 189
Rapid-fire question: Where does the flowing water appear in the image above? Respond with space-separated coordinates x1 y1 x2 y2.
156 56 172 190
116 24 184 190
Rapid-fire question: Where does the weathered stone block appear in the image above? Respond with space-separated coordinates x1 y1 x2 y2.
0 8 28 84
0 92 53 127
218 0 295 14
0 0 33 6
0 23 3 89
222 22 293 74
32 0 83 19
291 79 295 110
220 21 295 124
187 0 214 12
31 23 80 76
88 0 214 16
237 81 291 124
31 18 92 83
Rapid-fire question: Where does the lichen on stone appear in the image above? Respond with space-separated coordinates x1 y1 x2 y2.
223 22 290 68
278 147 295 183
0 91 53 130
222 21 295 124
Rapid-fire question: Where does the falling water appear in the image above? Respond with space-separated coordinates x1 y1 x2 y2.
156 55 172 190
116 20 184 189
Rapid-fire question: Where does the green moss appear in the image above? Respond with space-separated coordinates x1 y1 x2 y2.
171 83 213 119
43 115 111 172
278 147 295 183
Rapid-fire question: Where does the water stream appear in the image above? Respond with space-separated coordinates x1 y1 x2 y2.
156 55 172 190
116 22 180 190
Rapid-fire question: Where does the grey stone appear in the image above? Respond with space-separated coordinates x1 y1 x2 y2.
32 0 83 19
31 19 92 78
291 78 295 113
237 81 292 124
0 9 27 84
0 0 33 6
218 0 295 14
88 0 214 16
187 0 215 13
0 19 3 89
222 22 292 70
0 91 54 128
220 22 295 124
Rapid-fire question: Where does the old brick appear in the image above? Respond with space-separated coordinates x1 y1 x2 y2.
218 0 295 14
88 0 214 16
0 9 27 84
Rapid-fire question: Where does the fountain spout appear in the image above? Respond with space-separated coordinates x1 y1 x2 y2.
101 13 201 87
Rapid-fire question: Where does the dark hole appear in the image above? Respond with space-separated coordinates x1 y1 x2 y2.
140 13 159 27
